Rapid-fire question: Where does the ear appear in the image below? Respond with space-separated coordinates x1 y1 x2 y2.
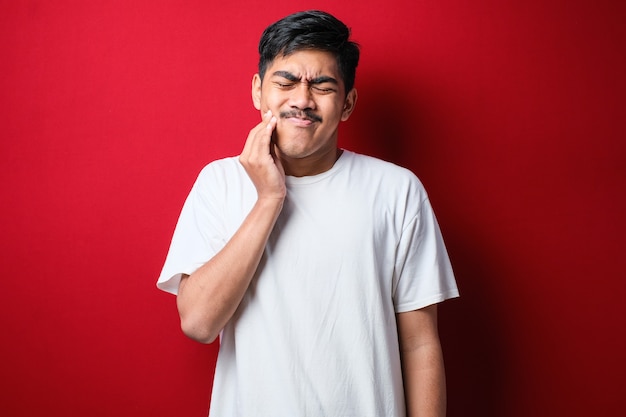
252 74 262 110
341 88 358 121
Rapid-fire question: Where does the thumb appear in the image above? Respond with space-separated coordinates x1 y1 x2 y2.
270 143 285 176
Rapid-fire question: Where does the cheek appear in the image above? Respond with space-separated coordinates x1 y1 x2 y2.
320 98 344 114
260 90 284 110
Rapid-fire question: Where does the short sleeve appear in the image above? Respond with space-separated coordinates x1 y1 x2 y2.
156 165 228 295
392 195 459 312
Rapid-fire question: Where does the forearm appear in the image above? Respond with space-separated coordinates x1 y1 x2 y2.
401 339 447 417
397 305 447 417
176 197 283 343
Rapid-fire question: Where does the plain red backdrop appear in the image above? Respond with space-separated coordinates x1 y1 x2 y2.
1 1 624 416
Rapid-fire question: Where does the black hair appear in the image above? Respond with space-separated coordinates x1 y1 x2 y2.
258 10 360 94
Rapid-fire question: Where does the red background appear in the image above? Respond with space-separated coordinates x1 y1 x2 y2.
1 1 624 416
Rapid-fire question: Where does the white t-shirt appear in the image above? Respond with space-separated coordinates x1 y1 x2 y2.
158 150 459 417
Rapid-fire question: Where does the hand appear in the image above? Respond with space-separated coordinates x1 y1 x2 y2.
239 110 286 201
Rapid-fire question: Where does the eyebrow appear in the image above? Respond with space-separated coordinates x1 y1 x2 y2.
272 71 338 85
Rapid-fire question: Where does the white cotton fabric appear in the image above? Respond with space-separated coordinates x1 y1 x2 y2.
157 150 459 417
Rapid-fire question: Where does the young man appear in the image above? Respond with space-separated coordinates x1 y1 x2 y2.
158 10 459 417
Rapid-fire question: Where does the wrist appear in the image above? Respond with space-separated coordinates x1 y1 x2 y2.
255 194 285 213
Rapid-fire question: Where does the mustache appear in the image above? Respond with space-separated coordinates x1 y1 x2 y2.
279 110 322 123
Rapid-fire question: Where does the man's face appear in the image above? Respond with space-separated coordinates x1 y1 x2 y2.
252 49 356 166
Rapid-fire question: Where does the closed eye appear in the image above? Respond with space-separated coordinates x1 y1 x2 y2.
270 71 339 94
311 85 336 94
274 81 296 89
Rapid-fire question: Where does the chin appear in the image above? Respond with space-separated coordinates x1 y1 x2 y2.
275 143 310 160
275 133 312 155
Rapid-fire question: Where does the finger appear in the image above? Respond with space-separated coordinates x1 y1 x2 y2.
270 142 285 176
251 113 277 157
241 110 273 157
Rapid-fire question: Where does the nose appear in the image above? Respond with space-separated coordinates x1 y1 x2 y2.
288 82 316 110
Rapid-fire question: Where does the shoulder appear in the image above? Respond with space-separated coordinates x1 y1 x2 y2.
343 151 427 198
193 156 249 187
188 156 252 202
345 151 419 178
197 156 243 179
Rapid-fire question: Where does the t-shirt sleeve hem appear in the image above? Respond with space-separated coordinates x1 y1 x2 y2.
156 273 183 295
156 263 202 295
394 289 460 313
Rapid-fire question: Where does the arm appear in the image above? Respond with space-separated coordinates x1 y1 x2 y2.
176 111 283 344
397 304 447 417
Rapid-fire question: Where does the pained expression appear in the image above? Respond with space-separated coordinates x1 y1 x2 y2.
252 50 356 161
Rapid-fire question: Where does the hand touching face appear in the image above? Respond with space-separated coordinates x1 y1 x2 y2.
239 110 286 201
